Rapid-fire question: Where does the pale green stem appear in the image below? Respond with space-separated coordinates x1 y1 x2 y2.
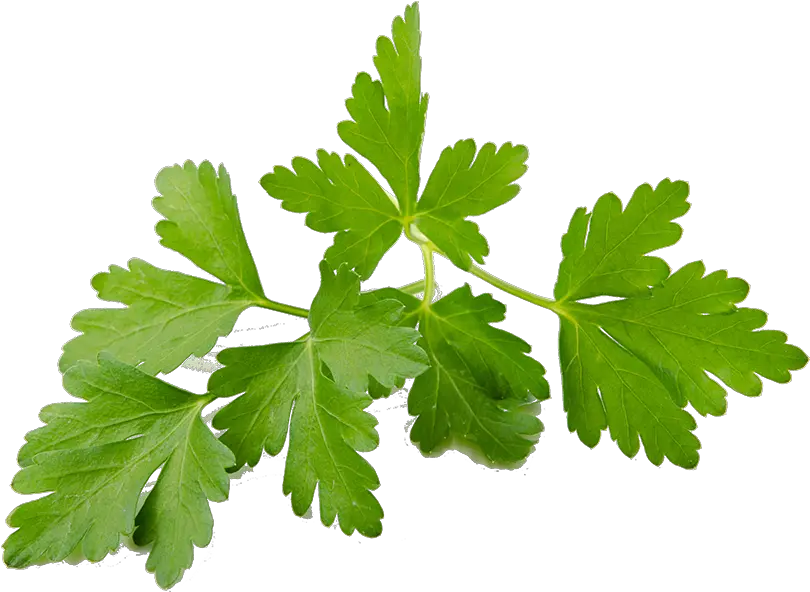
253 279 429 320
254 297 310 319
397 279 426 295
466 264 560 314
420 244 435 306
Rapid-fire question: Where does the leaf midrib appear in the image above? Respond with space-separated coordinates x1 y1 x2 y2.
565 302 797 361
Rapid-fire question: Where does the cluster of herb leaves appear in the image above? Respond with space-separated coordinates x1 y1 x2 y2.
4 2 807 589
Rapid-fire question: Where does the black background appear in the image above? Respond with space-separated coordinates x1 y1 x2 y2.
2 2 810 590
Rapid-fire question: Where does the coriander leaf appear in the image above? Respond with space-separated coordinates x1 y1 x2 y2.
260 150 402 279
154 160 265 298
337 2 428 216
554 178 689 302
4 354 234 589
415 140 529 270
210 262 429 536
356 285 422 316
409 285 550 464
212 341 383 536
310 275 427 393
268 2 521 282
60 160 270 375
357 287 421 398
564 262 809 418
558 314 701 468
59 259 255 376
367 375 407 399
554 179 808 468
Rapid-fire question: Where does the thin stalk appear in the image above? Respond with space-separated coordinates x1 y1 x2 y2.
466 264 560 314
252 279 429 319
396 279 426 295
254 297 309 318
420 244 435 306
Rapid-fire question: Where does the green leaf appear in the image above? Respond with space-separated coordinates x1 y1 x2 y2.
4 354 234 589
260 150 402 280
210 262 429 536
554 178 689 302
60 160 268 375
408 285 550 464
367 374 407 399
554 179 808 468
415 140 529 270
154 160 265 298
59 259 255 376
260 139 529 280
557 314 701 468
337 2 428 216
262 3 432 279
264 1 533 280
